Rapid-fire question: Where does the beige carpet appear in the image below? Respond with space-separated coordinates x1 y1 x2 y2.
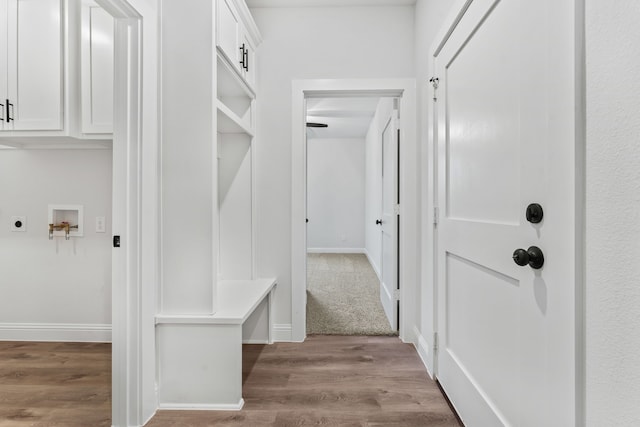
306 253 396 335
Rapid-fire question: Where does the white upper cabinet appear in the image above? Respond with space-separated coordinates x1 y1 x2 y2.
216 0 260 92
1 0 63 131
80 0 114 134
0 1 7 130
0 0 114 142
217 0 242 72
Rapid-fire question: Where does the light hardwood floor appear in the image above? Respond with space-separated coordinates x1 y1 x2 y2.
148 336 461 427
0 337 461 426
0 341 111 427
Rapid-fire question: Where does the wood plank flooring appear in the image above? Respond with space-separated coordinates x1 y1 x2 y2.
0 337 461 426
0 341 111 427
147 336 461 427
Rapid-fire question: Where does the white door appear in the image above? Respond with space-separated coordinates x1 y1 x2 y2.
435 0 580 426
380 112 399 331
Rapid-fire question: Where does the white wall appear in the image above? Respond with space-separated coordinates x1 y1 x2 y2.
307 138 365 252
0 149 112 341
250 5 415 333
585 1 640 425
364 98 394 278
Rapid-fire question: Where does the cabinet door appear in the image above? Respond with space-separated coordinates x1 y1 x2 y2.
0 0 7 130
216 0 241 71
6 0 63 131
81 1 113 134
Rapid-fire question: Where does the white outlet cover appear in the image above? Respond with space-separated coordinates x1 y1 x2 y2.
10 216 26 232
96 216 106 233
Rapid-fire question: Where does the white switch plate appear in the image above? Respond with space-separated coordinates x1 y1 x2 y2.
96 216 106 233
10 216 26 232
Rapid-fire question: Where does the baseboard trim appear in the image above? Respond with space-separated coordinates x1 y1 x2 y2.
412 325 434 378
0 323 111 342
364 248 381 280
307 248 365 254
242 339 269 344
159 399 244 411
273 324 292 342
380 282 393 327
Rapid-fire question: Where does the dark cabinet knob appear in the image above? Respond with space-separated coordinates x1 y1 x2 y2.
375 219 382 225
512 246 544 269
526 203 544 224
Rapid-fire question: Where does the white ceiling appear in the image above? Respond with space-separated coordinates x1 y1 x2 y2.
246 0 416 8
306 97 381 139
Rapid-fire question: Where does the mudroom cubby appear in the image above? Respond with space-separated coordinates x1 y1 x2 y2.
157 0 274 411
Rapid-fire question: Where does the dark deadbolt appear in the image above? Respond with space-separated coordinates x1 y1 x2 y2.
513 246 544 269
376 219 382 225
14 220 22 228
113 235 121 248
526 203 544 224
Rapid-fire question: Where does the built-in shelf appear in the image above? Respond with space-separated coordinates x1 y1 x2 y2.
217 101 254 136
217 48 255 100
155 278 277 325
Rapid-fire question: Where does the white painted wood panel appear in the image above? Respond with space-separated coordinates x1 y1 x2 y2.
242 298 269 343
217 0 241 72
81 1 114 134
160 0 216 314
218 135 253 280
0 0 7 130
6 0 63 131
157 324 243 408
435 0 580 425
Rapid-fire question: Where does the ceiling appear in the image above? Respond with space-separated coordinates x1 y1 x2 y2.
246 0 416 8
306 97 381 139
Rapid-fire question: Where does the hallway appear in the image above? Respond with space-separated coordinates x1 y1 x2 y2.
306 253 396 336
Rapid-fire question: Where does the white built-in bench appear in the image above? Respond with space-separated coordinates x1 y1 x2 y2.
155 278 277 410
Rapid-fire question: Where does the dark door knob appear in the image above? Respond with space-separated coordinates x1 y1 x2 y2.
526 203 544 224
375 219 382 225
512 246 544 269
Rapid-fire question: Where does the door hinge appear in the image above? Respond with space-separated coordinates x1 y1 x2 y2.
429 77 439 101
434 332 439 352
433 206 439 226
393 289 400 300
394 204 400 215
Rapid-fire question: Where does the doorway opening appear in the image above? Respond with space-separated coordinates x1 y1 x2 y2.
305 96 399 336
0 0 144 425
291 79 417 343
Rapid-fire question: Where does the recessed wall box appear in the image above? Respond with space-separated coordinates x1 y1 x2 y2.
48 205 84 239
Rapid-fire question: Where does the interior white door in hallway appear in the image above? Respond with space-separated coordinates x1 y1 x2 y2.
380 111 399 331
434 0 582 425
